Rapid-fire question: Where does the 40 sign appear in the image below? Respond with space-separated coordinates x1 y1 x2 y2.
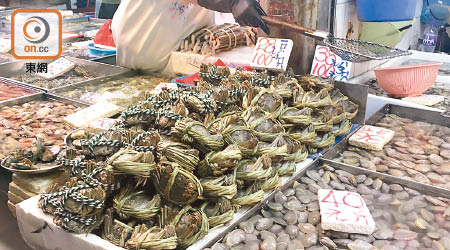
318 189 376 235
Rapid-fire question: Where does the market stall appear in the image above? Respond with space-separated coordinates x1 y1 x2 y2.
1 59 369 249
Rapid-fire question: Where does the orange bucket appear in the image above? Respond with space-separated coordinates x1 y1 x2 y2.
374 63 442 97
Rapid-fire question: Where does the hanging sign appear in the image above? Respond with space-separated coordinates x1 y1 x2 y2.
250 37 293 71
311 45 352 81
318 189 376 235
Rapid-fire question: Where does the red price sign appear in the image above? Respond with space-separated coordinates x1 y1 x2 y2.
318 189 375 234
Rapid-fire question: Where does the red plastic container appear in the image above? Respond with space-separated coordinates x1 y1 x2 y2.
373 63 442 97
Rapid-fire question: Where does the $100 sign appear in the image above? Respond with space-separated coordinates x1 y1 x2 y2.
250 37 293 71
311 45 352 81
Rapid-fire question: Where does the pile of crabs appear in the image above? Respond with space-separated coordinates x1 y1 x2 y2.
38 64 358 249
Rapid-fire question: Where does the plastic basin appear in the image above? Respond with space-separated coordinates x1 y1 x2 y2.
374 63 442 97
356 0 418 22
88 43 116 57
359 20 415 47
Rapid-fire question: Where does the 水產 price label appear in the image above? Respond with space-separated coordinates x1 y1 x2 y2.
311 45 352 81
250 37 293 71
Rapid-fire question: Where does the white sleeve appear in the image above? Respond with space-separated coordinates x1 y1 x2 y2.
111 0 214 72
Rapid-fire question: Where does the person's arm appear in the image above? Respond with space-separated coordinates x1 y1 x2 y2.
197 0 269 34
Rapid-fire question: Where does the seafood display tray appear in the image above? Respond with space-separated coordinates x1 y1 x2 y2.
62 17 107 33
0 57 131 92
0 77 44 104
202 158 450 249
0 93 87 173
92 55 116 65
0 92 88 109
0 15 105 34
323 104 449 160
50 70 141 106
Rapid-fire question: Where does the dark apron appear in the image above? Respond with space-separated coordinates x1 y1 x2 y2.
98 3 119 19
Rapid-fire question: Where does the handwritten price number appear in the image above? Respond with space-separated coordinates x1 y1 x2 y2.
354 126 392 144
252 38 276 67
311 46 337 77
321 190 369 225
321 190 363 208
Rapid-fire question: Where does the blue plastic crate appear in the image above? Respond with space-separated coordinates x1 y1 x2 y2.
356 0 417 22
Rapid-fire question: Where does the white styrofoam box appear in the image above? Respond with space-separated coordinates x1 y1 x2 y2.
164 46 254 76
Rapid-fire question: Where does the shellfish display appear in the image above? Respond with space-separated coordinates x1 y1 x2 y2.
57 75 170 108
0 81 38 102
333 114 450 190
0 100 80 163
11 64 95 89
208 162 450 250
38 64 358 248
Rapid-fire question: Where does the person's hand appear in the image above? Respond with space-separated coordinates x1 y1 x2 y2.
197 0 270 34
231 0 269 34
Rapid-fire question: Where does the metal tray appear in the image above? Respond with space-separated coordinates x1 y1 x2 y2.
92 55 116 65
0 57 131 92
200 158 450 249
0 92 88 174
51 69 138 93
50 71 171 107
0 14 105 34
1 157 62 174
323 104 450 160
62 17 107 33
322 104 450 192
0 77 44 104
0 92 89 108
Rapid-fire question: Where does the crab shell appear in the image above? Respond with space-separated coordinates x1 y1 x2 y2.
152 161 203 205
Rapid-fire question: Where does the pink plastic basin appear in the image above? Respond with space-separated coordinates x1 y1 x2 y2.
373 62 442 97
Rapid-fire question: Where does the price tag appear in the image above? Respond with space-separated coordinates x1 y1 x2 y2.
64 102 122 128
250 37 293 71
37 57 76 79
87 118 120 131
0 38 11 53
349 125 395 151
318 189 376 235
311 45 352 81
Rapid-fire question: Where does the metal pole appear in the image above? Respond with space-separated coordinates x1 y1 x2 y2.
329 0 336 35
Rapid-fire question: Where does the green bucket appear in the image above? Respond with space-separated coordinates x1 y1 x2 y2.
359 20 415 47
